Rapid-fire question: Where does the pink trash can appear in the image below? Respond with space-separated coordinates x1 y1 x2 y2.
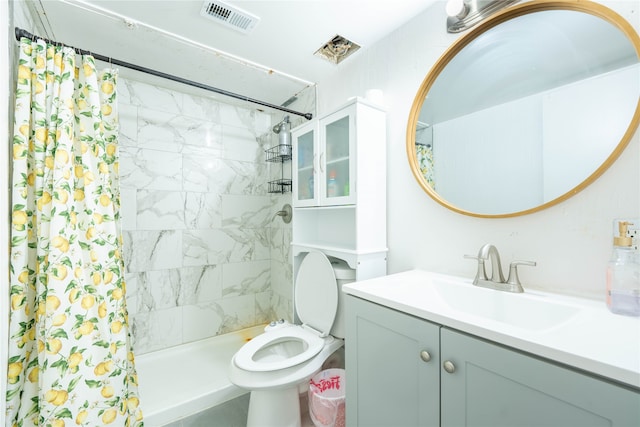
308 368 346 427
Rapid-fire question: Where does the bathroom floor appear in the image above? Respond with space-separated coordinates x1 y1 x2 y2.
163 393 250 427
299 391 315 427
163 392 317 427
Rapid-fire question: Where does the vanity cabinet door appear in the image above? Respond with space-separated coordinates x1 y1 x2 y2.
440 327 640 427
345 296 440 427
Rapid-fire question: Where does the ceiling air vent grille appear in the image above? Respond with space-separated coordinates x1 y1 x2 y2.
200 1 260 34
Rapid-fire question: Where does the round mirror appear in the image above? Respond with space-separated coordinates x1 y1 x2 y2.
407 1 640 218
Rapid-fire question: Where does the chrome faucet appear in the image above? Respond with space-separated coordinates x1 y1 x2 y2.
465 244 536 293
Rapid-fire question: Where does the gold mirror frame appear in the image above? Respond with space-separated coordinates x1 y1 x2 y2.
406 0 640 218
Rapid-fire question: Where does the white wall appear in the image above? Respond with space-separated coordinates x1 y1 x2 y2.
316 0 640 300
434 95 542 214
543 64 639 200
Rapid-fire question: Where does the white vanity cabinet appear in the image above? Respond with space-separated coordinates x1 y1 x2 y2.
345 295 640 427
291 98 387 279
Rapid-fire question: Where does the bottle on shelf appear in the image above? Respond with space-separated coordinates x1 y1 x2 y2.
327 170 339 197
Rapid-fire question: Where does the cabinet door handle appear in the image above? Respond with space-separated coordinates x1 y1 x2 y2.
319 152 325 173
443 360 456 373
419 350 431 363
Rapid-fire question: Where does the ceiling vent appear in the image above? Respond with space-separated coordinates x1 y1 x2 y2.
314 35 361 64
200 1 260 34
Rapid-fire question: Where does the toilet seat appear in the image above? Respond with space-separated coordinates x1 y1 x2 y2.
233 252 341 373
233 325 325 372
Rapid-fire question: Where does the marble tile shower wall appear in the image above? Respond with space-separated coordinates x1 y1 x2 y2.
117 78 293 354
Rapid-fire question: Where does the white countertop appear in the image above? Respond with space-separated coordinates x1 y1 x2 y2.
342 269 640 389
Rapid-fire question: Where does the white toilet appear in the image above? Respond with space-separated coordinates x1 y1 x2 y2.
229 252 355 427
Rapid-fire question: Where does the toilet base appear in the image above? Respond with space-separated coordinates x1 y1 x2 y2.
247 387 301 427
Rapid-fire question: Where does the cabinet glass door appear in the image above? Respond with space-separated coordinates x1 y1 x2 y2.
293 126 317 206
322 113 353 204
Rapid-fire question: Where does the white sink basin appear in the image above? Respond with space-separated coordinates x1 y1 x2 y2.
430 276 582 331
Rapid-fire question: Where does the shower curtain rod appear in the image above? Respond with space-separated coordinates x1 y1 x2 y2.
14 27 313 121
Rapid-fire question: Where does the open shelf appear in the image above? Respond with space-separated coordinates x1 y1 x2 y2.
292 243 388 270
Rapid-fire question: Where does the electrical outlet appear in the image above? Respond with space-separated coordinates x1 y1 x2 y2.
627 221 639 252
615 218 640 252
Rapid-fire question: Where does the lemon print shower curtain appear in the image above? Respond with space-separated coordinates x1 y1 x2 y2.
6 38 143 426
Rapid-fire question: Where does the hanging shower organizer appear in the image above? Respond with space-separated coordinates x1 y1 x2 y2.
266 143 292 193
266 116 293 193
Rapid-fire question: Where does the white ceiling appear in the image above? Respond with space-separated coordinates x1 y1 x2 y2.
34 0 439 108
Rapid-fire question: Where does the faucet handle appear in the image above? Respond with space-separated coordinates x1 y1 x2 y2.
464 254 487 284
506 260 537 286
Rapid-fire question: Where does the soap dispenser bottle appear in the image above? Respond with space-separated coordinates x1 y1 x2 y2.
606 221 640 316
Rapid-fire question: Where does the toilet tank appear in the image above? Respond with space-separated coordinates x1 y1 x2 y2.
329 257 356 339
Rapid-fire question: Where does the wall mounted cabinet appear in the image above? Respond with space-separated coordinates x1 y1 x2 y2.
346 295 640 427
293 98 383 208
291 98 387 279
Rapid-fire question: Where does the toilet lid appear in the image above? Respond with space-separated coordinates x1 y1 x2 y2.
295 252 338 336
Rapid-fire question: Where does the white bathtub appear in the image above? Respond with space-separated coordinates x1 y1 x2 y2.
136 325 265 426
